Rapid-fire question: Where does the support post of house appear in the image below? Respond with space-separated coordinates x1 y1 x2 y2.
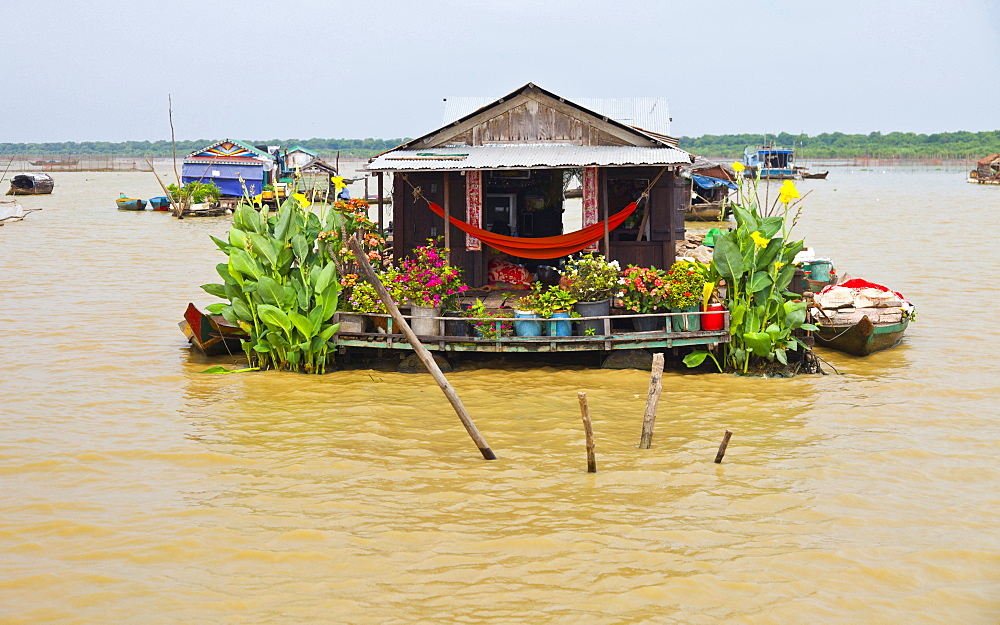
377 172 385 234
601 169 610 256
443 172 451 264
347 235 496 461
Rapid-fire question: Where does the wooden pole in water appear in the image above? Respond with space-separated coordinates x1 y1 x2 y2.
145 158 182 216
578 392 597 473
639 352 665 449
714 430 733 464
347 234 496 460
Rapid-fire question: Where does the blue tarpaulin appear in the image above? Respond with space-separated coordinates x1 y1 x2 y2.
182 162 265 196
691 174 737 191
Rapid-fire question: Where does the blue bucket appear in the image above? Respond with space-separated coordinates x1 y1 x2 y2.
546 311 572 337
802 259 834 282
514 310 543 337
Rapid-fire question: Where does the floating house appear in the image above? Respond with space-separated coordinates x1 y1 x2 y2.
366 82 695 286
182 139 275 197
968 154 1000 185
7 173 54 195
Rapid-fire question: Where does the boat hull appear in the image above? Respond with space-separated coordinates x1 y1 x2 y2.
814 315 908 356
149 197 171 211
116 199 147 210
179 303 246 355
685 202 728 221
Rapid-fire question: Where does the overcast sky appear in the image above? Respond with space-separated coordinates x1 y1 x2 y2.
2 0 997 143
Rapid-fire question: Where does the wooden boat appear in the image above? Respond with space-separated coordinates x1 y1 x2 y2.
801 170 829 179
149 196 172 211
116 197 147 210
743 145 799 179
7 173 54 195
814 315 909 356
178 303 246 355
685 201 727 221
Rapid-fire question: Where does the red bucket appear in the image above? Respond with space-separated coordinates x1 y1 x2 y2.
702 303 726 331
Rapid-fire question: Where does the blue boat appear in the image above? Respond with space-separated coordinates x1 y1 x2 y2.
743 145 799 179
149 196 171 211
116 196 147 211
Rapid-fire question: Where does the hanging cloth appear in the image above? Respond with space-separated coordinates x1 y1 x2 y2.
425 200 638 259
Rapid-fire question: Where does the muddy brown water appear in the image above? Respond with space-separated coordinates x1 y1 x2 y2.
1 168 998 623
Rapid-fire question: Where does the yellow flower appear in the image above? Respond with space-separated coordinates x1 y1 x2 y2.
732 161 746 172
330 176 347 191
292 192 311 208
750 231 769 248
778 179 800 203
774 261 785 271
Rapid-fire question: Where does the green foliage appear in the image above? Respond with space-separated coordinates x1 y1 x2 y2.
0 137 411 158
168 181 221 204
665 260 709 309
199 196 345 373
514 283 577 318
466 299 513 339
561 253 621 301
678 130 1000 159
686 171 816 373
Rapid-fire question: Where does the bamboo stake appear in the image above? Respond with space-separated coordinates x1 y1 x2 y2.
346 234 496 460
145 159 182 216
714 430 733 464
639 352 665 449
578 392 596 473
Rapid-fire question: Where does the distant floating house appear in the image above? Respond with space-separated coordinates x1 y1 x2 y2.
283 146 318 170
968 153 1000 185
182 139 275 196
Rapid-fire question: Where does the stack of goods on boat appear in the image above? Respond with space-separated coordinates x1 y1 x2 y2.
808 279 915 356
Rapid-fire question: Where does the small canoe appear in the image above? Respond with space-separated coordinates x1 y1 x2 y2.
149 196 171 211
178 303 246 356
116 198 147 210
802 171 829 179
814 314 908 356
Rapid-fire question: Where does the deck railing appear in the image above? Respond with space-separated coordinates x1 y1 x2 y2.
332 310 730 353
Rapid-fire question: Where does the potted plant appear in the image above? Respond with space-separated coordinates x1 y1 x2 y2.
346 267 405 333
534 285 577 336
666 260 709 332
511 283 544 337
620 265 671 331
392 239 468 336
560 253 621 335
466 299 513 339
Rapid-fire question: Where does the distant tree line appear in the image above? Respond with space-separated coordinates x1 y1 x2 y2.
0 138 410 159
678 130 1000 159
4 131 998 160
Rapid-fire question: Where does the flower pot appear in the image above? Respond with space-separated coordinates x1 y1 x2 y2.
702 303 726 331
671 306 701 332
410 305 441 336
443 310 468 337
546 311 572 337
338 313 365 333
514 309 543 337
573 298 611 336
632 314 664 332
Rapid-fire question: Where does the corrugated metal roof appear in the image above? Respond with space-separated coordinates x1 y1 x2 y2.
367 144 692 172
442 96 672 136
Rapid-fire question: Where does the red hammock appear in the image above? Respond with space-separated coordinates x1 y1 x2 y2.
426 201 638 259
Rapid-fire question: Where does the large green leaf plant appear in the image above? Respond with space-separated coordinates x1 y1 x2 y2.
685 166 818 373
200 197 344 373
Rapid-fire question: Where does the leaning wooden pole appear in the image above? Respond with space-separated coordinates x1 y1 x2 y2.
145 159 182 216
578 392 597 473
714 430 733 464
347 235 496 460
639 352 665 449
